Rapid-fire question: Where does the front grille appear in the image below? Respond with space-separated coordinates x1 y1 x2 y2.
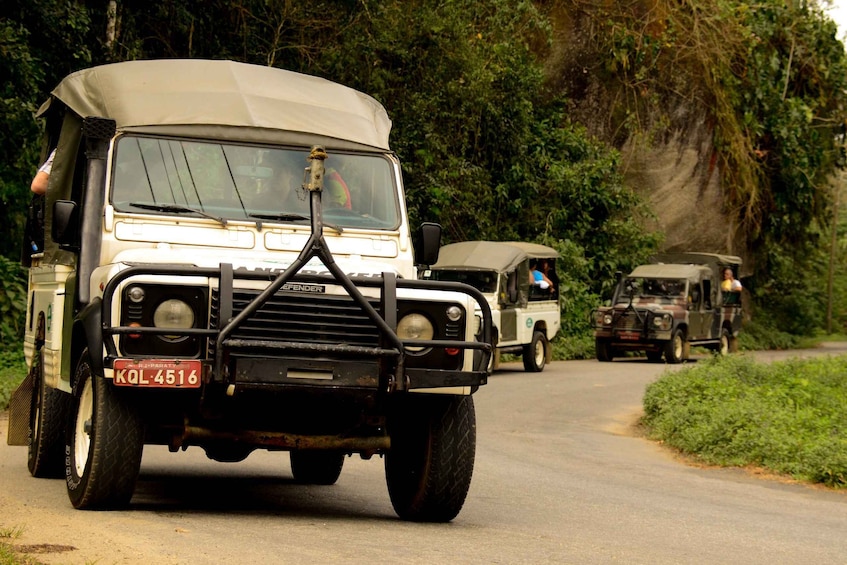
211 289 382 352
614 311 644 331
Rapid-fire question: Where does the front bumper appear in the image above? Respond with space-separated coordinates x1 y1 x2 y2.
99 264 493 393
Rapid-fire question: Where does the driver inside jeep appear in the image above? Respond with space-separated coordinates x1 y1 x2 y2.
324 167 352 209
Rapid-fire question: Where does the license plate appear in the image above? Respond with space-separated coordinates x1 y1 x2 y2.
113 359 202 388
618 331 640 340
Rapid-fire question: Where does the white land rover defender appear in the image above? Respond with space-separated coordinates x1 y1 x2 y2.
423 241 561 372
9 60 493 522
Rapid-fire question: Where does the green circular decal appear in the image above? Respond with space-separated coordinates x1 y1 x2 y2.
526 318 533 328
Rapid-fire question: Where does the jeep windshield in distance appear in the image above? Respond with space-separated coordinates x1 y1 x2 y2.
592 252 742 363
9 60 493 523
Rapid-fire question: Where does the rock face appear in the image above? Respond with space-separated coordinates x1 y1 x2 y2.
620 132 749 270
544 4 751 272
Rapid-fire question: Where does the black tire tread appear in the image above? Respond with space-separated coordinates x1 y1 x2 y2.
595 339 613 362
28 350 72 478
67 351 144 509
664 328 685 364
386 395 476 522
522 331 547 372
290 450 345 485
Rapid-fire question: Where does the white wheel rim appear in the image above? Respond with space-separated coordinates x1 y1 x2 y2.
534 340 544 366
74 379 94 476
673 335 683 359
720 335 729 355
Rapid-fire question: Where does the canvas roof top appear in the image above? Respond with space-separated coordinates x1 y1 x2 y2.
431 241 559 274
630 263 712 281
37 59 392 150
651 252 742 267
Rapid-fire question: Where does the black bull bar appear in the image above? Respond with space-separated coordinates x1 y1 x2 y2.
100 263 494 392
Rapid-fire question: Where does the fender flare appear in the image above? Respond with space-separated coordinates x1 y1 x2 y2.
72 298 104 383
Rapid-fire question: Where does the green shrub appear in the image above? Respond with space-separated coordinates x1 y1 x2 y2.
643 354 847 487
737 318 802 351
552 333 595 361
0 256 27 345
0 348 26 412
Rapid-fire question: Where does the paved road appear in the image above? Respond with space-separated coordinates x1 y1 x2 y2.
1 346 846 564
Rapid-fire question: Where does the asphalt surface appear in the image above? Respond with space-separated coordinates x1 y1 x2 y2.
1 346 846 564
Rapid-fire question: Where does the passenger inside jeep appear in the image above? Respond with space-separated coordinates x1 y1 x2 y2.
528 259 558 301
248 152 307 213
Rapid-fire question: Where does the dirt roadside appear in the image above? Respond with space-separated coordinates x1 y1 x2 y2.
0 412 181 565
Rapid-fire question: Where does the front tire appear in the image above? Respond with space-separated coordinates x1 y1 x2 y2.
386 395 476 522
28 348 71 478
290 450 345 485
646 350 663 363
65 349 144 509
522 331 548 372
595 339 613 362
664 328 686 364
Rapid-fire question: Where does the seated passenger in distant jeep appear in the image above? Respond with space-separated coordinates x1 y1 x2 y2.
529 260 554 291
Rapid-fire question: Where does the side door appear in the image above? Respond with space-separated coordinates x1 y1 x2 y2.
687 279 708 340
498 270 519 343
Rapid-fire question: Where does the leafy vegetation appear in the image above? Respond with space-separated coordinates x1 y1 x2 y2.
1 0 846 357
643 354 847 487
580 0 847 335
0 254 27 412
0 257 27 346
0 349 26 413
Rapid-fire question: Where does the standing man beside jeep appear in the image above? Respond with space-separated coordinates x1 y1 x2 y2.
721 267 742 292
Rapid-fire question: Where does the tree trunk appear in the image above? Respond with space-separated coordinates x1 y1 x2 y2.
105 1 117 56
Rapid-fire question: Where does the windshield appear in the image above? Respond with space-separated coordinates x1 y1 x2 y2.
110 136 400 229
426 270 498 293
617 277 686 302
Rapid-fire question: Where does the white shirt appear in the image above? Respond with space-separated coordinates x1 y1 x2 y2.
38 149 56 175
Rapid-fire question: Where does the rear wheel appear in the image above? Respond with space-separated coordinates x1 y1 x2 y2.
522 331 547 372
386 395 476 522
65 348 144 509
595 339 613 362
28 348 71 478
290 450 345 485
664 328 686 364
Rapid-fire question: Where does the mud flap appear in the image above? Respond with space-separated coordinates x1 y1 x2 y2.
6 371 34 446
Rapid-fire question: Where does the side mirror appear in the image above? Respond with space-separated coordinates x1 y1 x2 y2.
52 200 80 249
414 222 442 267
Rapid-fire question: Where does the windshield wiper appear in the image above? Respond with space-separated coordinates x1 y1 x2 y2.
249 213 343 234
129 202 228 226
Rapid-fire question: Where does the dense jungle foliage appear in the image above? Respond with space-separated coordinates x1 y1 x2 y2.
1 0 847 359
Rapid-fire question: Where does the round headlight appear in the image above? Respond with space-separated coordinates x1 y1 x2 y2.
397 313 434 352
603 314 613 326
154 299 195 337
